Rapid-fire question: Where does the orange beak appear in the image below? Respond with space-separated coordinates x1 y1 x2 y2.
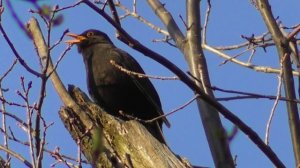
65 33 87 45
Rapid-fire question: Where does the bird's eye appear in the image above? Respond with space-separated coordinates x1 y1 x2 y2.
86 31 94 37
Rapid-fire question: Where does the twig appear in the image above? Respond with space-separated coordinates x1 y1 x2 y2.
49 45 72 77
1 126 89 165
0 145 33 168
49 29 69 50
203 44 299 76
20 77 36 168
115 2 168 35
0 59 17 81
0 96 35 108
0 24 41 77
211 85 300 103
0 58 17 163
214 32 271 50
50 147 72 168
202 0 211 44
216 95 299 103
247 49 256 63
46 147 88 165
133 0 137 13
287 24 300 41
152 36 177 47
77 143 82 168
179 15 188 30
53 0 84 13
5 0 31 37
110 60 178 80
147 94 199 123
265 54 285 145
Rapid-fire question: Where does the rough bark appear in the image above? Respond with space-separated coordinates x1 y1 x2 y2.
59 85 191 168
0 156 9 168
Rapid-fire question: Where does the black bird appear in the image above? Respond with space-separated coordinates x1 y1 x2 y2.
66 29 170 143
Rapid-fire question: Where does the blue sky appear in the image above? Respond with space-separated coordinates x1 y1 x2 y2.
0 0 299 167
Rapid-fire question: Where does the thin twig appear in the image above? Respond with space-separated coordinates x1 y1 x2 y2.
214 32 271 50
211 85 300 103
115 2 168 35
0 58 17 163
48 45 72 78
77 143 82 168
0 24 41 77
110 60 178 80
147 94 199 123
53 0 84 13
203 44 299 76
5 0 31 37
20 77 36 168
152 36 177 47
265 54 285 145
247 49 256 64
50 148 72 168
133 0 137 13
49 29 69 50
1 125 89 165
287 24 300 41
202 0 211 44
0 59 18 81
0 145 33 168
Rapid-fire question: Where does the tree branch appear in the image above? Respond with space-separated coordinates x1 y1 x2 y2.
186 0 234 167
60 86 192 168
257 1 300 166
81 1 285 167
27 17 77 108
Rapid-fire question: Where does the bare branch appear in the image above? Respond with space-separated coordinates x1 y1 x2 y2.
0 25 41 77
186 0 234 167
0 145 33 168
202 0 211 44
0 58 17 163
265 54 285 145
257 0 300 165
115 2 169 35
27 17 77 108
146 0 185 50
147 94 200 123
110 60 178 80
203 44 300 76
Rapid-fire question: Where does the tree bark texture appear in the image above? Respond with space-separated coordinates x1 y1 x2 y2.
59 85 191 168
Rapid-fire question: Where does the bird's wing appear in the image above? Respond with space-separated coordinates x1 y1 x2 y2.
112 48 171 128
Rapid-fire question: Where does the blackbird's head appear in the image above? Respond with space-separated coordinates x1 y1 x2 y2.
66 29 113 53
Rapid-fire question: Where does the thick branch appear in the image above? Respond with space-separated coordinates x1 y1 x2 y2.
60 86 191 168
27 17 77 108
146 0 186 50
0 145 32 168
257 1 300 166
186 0 234 167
